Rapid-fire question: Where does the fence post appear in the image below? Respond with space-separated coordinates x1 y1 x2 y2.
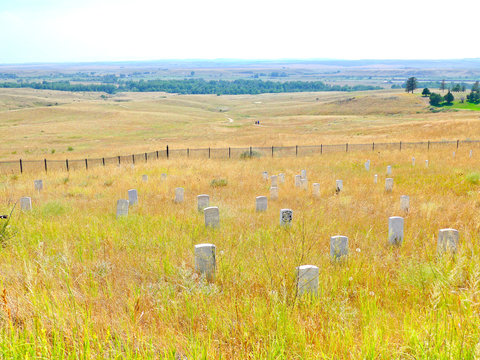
428 141 430 151
102 157 105 166
346 143 348 152
187 148 190 157
66 159 69 171
400 141 402 151
296 145 298 157
118 156 121 165
209 147 211 159
321 144 323 154
229 147 231 159
372 142 375 151
166 145 169 159
250 146 252 157
19 159 23 174
44 158 47 173
145 152 147 162
85 158 88 170
456 139 459 149
271 146 274 158
132 154 135 164
156 150 159 159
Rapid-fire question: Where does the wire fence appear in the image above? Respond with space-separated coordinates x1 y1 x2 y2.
1 139 479 175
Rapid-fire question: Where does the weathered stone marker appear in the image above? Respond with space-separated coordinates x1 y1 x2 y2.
437 228 459 254
195 243 216 282
336 180 343 193
330 235 348 260
20 197 32 211
301 169 307 180
279 173 285 183
197 194 209 211
270 186 279 200
412 157 415 166
301 178 308 190
34 180 43 191
425 160 429 167
204 206 219 228
256 196 268 211
385 178 394 192
271 175 278 187
296 265 319 297
161 173 167 181
294 175 301 187
280 209 293 226
142 174 148 182
388 216 404 245
116 199 129 217
469 150 473 158
312 183 320 197
400 195 410 213
174 187 184 203
262 171 269 180
452 151 455 158
387 165 392 175
128 189 138 205
365 160 370 171
374 174 378 184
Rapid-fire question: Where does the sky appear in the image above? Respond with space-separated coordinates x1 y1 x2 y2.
0 0 479 64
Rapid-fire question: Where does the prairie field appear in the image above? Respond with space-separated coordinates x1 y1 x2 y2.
1 88 480 161
0 144 480 358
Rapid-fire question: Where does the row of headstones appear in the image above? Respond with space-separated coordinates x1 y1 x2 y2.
193 227 460 295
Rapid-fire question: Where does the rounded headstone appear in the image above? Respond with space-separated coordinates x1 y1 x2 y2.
256 196 268 212
330 235 348 260
296 265 319 297
262 171 269 180
300 169 307 180
279 173 285 184
385 178 394 192
194 243 216 282
365 160 370 171
294 175 301 187
271 175 278 187
34 180 43 191
174 187 184 203
161 173 167 181
204 206 219 228
280 209 293 226
20 197 32 211
116 199 129 218
128 189 138 205
197 194 209 211
374 174 378 184
387 165 392 175
312 183 320 197
270 186 278 200
437 228 459 254
142 174 148 182
388 216 404 245
400 195 410 213
301 178 308 190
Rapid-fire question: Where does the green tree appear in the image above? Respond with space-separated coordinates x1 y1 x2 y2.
422 88 431 97
472 81 480 92
405 77 418 93
429 92 443 106
440 79 446 93
444 91 454 105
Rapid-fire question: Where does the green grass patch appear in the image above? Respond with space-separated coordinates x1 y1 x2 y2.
466 172 480 185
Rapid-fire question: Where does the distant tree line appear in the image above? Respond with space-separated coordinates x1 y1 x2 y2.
0 79 381 95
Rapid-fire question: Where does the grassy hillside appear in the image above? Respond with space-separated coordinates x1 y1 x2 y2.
1 88 480 161
0 146 479 358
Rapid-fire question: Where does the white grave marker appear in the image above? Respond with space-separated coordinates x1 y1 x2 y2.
388 216 404 245
385 178 394 192
412 157 415 166
128 189 138 205
197 194 209 211
262 171 269 180
330 235 348 260
271 175 278 187
437 228 459 254
400 195 410 213
175 187 184 203
279 173 285 183
312 183 320 197
294 175 301 187
116 199 129 217
34 180 43 191
301 169 307 180
296 265 319 297
195 243 216 282
425 160 429 167
387 165 392 175
374 174 378 184
204 206 219 228
161 173 167 181
280 209 293 226
336 180 343 193
469 150 473 158
365 160 370 171
256 196 268 211
301 178 308 190
142 174 148 182
20 197 32 211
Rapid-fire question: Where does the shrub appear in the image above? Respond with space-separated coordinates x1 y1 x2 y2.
466 172 480 185
67 146 74 151
240 150 261 159
210 179 227 187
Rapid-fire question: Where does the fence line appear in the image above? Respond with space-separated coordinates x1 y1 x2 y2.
1 139 478 174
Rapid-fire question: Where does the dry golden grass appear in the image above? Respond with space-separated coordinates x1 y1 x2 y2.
1 88 480 161
0 144 479 358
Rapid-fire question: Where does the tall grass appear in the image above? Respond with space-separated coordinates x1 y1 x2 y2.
0 147 479 358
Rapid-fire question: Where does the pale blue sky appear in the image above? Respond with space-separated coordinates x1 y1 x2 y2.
1 0 479 64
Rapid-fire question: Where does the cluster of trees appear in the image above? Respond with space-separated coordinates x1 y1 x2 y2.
466 81 480 103
0 79 381 95
0 81 116 94
424 89 455 106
